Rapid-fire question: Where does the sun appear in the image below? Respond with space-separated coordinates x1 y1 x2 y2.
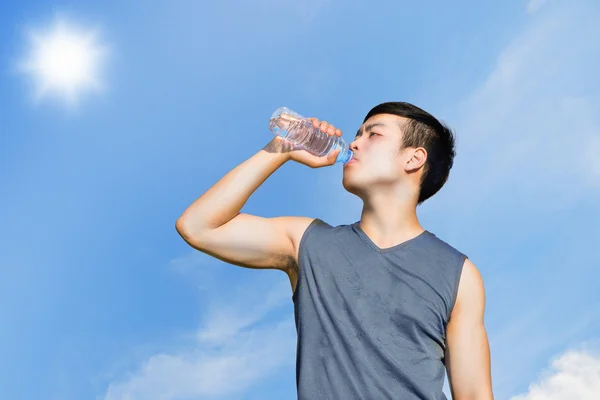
19 18 108 108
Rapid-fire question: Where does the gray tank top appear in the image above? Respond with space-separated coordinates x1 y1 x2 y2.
293 219 467 400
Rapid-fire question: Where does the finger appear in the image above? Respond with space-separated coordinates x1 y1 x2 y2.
305 149 338 168
307 118 320 128
335 128 342 136
327 126 335 135
320 121 328 132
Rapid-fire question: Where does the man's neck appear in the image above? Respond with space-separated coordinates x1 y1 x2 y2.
359 192 424 249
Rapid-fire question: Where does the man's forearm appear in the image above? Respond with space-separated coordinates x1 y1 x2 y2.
176 140 289 234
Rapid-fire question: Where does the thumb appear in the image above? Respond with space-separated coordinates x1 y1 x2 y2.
326 149 340 164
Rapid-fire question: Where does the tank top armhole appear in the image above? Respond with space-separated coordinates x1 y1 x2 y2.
292 218 322 302
447 253 468 322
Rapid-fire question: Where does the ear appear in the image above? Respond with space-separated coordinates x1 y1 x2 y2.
405 147 427 172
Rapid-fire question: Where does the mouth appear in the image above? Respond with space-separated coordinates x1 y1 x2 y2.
344 158 358 166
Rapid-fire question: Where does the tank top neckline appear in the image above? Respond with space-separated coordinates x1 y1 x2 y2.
351 221 430 254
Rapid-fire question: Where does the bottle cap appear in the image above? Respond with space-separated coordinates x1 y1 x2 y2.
338 149 354 164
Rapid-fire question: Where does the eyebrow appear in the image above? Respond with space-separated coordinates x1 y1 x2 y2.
355 122 387 137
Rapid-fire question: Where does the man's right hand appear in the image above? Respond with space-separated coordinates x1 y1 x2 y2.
264 118 344 168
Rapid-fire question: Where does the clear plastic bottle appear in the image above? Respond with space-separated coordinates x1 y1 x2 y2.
269 107 354 164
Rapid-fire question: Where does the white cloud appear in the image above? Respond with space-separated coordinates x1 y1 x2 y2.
488 307 600 398
527 0 549 14
104 319 295 400
104 253 295 400
511 345 600 400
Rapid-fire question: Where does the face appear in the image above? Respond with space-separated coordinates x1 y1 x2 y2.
342 114 415 197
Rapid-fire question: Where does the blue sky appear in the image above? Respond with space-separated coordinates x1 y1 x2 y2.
1 0 599 399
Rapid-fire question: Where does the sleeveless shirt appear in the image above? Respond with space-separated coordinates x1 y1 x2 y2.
293 219 467 400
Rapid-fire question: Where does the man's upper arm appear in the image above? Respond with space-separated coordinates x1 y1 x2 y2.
445 258 494 400
177 212 315 272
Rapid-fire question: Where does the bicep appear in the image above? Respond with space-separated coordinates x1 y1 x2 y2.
179 213 314 271
446 259 494 399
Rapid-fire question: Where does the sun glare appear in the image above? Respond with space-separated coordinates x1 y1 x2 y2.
19 18 108 107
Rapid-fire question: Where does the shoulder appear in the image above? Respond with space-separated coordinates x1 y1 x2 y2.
285 217 321 245
421 232 468 274
280 217 333 251
422 231 474 312
424 231 466 256
283 218 335 286
452 258 486 318
458 259 484 295
286 217 353 257
285 217 339 237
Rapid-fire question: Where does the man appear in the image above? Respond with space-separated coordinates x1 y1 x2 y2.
176 102 494 399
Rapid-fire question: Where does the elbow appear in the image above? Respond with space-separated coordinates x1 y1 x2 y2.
175 217 186 235
175 217 195 241
175 217 210 248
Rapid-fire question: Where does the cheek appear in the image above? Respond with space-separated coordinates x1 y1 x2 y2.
372 157 405 180
371 151 399 170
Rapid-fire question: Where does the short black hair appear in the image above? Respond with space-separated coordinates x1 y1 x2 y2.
363 102 457 204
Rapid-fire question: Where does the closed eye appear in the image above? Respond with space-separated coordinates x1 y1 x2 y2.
354 132 381 140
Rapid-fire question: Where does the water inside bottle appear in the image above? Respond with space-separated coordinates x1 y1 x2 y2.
269 107 354 163
269 111 301 138
270 112 335 157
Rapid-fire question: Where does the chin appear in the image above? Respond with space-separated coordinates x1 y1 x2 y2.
342 175 365 196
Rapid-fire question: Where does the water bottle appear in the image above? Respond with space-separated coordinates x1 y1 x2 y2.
269 107 354 164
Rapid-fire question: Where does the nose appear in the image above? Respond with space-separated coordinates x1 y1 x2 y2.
350 138 359 151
